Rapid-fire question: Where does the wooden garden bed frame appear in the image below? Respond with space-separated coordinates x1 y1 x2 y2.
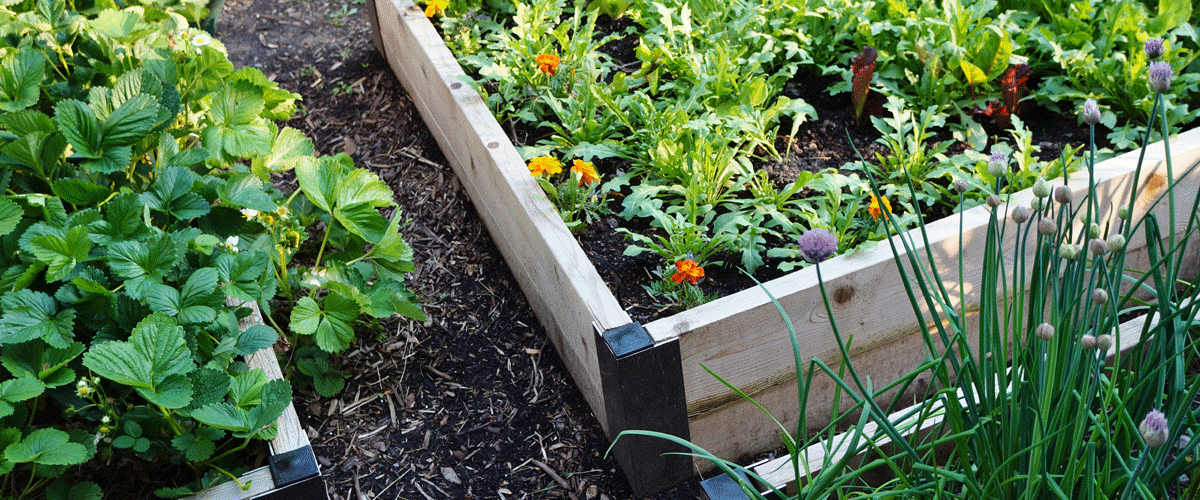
367 0 1200 493
185 301 326 500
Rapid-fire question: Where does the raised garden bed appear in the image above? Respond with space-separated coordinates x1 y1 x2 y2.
367 0 1200 494
183 302 326 500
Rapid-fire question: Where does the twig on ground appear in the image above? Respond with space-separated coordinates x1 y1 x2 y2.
532 459 580 500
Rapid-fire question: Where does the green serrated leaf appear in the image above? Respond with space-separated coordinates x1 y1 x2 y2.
235 324 277 355
189 367 230 410
191 402 253 434
216 251 268 301
54 99 101 158
0 290 75 348
290 292 357 353
0 199 21 237
313 371 345 397
252 127 313 179
0 50 45 112
1 340 83 387
101 93 159 148
106 232 177 299
51 178 111 207
28 225 90 282
140 166 209 220
171 433 216 462
295 154 351 213
0 376 44 404
228 369 268 408
0 109 54 136
5 428 90 466
219 172 276 211
82 313 194 401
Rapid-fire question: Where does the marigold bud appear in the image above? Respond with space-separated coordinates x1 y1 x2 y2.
1107 234 1126 253
1054 185 1073 205
1082 98 1101 126
1038 218 1057 236
986 194 1001 208
1140 409 1170 448
1081 334 1097 349
1089 238 1108 256
1092 288 1109 305
1036 322 1055 340
1033 177 1050 198
1011 206 1032 224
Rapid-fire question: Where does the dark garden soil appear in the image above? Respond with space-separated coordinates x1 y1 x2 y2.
203 1 1104 499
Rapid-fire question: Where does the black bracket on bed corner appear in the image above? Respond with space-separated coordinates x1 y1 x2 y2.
597 322 692 497
254 445 328 500
364 0 386 56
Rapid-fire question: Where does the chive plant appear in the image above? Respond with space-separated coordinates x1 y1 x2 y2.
616 40 1200 499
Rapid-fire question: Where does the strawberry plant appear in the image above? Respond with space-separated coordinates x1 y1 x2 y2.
0 0 422 496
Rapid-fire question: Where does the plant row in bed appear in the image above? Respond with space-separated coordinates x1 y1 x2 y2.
0 0 422 497
430 0 1199 313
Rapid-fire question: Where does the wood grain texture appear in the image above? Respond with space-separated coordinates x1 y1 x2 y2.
187 467 275 500
655 127 1200 465
374 0 631 432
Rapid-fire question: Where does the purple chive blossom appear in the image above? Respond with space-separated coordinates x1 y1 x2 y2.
987 151 1008 177
1011 206 1033 224
798 228 838 264
1082 98 1101 126
1149 61 1174 94
1145 38 1165 61
1140 409 1169 448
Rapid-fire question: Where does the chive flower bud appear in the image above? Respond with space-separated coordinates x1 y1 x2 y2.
1038 218 1057 235
1089 238 1108 256
1149 61 1174 94
1140 409 1169 448
1107 234 1126 253
953 179 969 193
1060 243 1080 259
1011 206 1032 224
1092 288 1109 305
1096 333 1113 351
1082 98 1101 126
1145 38 1165 61
798 228 838 264
987 151 1008 177
1033 177 1050 198
1088 223 1101 238
1054 185 1073 205
1118 206 1130 219
1081 334 1097 349
1036 322 1055 340
986 194 1001 208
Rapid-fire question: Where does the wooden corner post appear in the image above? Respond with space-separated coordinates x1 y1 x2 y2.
596 322 692 496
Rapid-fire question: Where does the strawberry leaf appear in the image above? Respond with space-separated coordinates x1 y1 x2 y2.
82 313 195 408
4 428 91 466
0 290 75 348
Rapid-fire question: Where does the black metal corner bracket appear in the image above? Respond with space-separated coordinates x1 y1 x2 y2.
253 445 328 500
699 469 754 500
596 322 692 497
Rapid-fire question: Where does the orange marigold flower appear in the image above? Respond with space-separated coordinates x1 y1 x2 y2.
535 53 560 75
672 259 704 285
527 156 562 177
424 0 448 17
868 194 891 221
571 159 599 186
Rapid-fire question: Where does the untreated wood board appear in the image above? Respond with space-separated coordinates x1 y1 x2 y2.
653 128 1200 464
374 0 631 431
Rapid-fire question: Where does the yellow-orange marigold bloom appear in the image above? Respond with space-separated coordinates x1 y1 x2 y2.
527 156 562 177
868 194 891 221
571 159 599 186
672 259 704 285
424 0 448 17
536 53 560 75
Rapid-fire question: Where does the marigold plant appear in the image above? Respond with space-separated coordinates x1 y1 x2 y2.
527 156 562 177
671 259 705 285
535 53 560 75
867 193 891 221
424 0 448 17
571 159 599 185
